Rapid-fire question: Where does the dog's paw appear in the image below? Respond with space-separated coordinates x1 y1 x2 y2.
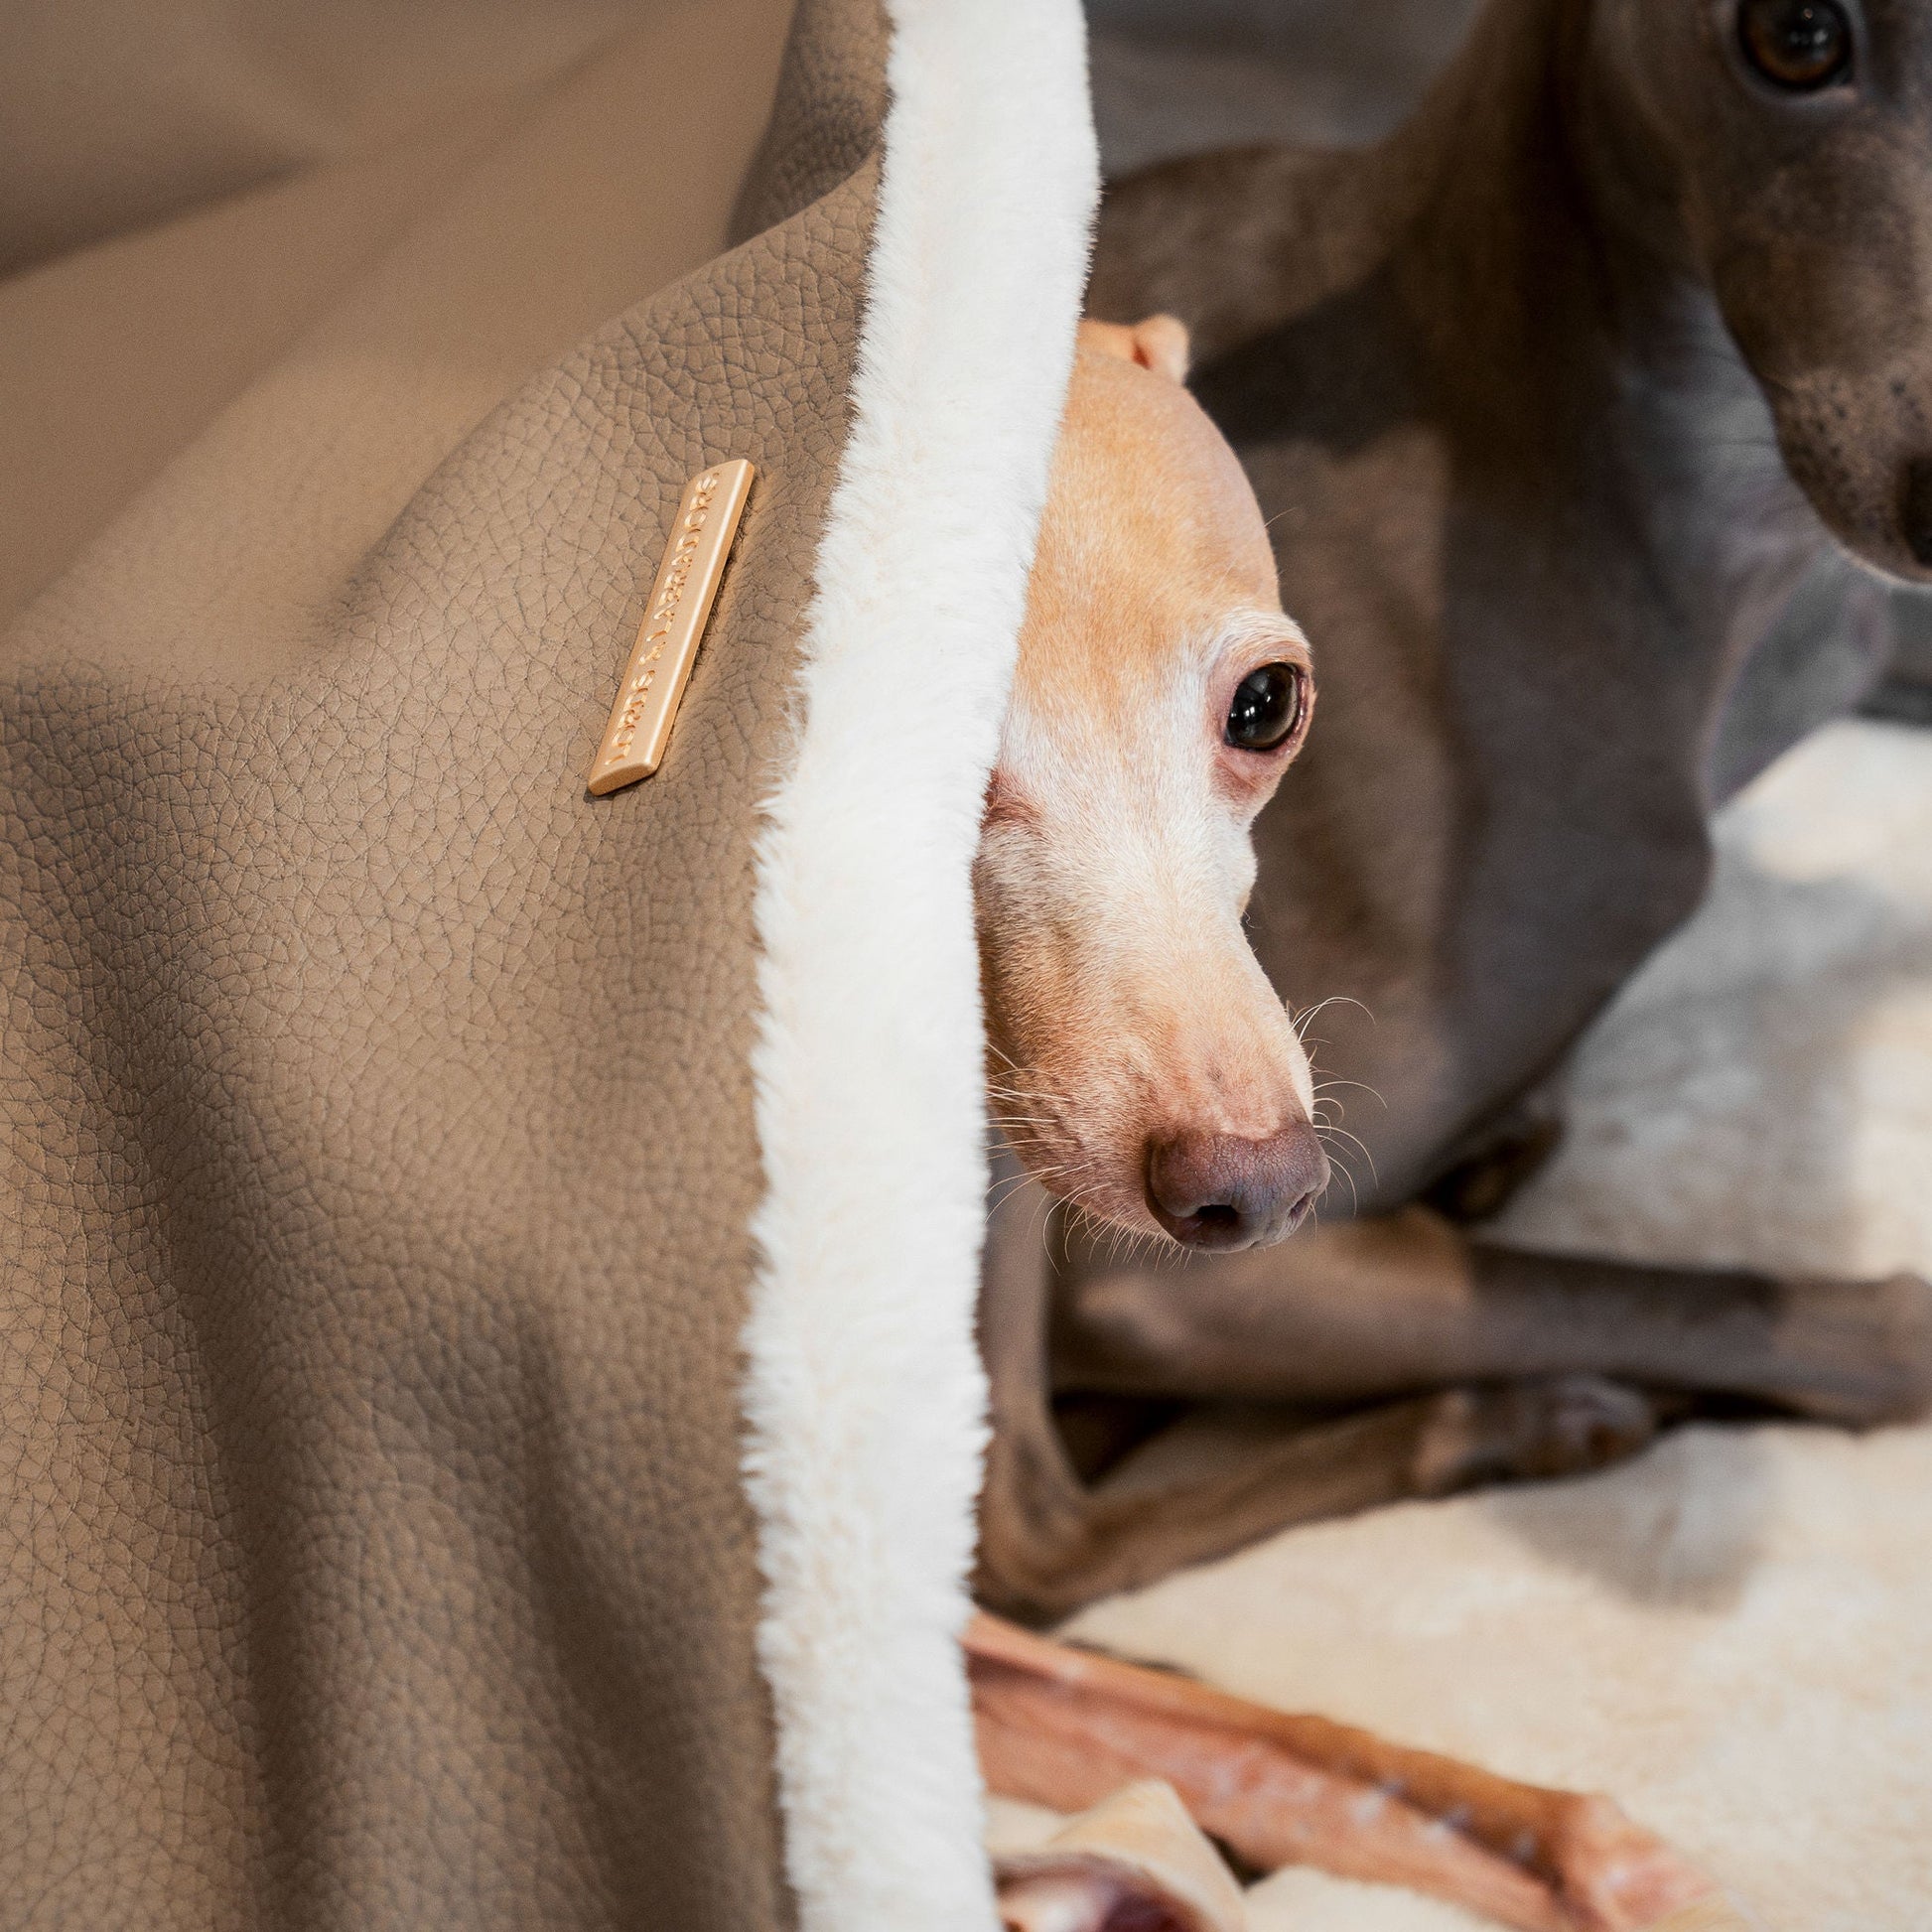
1877 1269 1932 1417
1772 1268 1932 1425
1545 1792 1753 1931
1411 1375 1661 1496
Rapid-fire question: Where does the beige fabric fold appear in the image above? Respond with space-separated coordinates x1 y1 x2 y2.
0 0 658 277
0 0 796 631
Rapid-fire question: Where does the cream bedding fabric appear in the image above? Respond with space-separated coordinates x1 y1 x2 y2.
1001 717 1932 1929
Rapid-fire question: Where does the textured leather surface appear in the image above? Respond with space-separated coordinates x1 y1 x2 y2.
731 0 892 243
0 2 884 1923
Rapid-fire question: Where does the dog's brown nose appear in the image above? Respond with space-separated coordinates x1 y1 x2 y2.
1145 1121 1329 1250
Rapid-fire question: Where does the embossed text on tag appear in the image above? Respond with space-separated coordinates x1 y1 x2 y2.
588 457 755 793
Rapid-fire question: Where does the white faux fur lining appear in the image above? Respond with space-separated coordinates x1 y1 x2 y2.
740 2 1098 1929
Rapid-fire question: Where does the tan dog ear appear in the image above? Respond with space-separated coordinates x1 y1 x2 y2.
1079 314 1191 384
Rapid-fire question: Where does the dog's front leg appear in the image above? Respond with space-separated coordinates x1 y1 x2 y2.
979 1166 1931 1617
968 1613 1745 1932
977 1161 1673 1621
1054 1205 1932 1428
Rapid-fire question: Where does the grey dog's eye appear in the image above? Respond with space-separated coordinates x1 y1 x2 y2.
1225 662 1308 753
1739 0 1853 89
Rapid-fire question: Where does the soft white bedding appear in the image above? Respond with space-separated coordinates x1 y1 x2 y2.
999 719 1932 1929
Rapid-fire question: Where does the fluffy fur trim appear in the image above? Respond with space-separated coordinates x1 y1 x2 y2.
740 4 1098 1930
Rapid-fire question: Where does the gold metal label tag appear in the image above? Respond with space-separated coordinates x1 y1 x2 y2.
588 457 755 794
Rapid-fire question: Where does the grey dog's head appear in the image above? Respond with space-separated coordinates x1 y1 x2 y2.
1580 0 1932 579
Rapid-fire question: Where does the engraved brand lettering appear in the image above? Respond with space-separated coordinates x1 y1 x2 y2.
605 474 719 759
603 479 718 757
586 461 755 793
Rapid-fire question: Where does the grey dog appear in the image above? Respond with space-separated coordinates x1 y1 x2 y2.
976 0 1932 1620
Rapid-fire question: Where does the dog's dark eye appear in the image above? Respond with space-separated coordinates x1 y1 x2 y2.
1738 0 1853 90
1224 662 1308 753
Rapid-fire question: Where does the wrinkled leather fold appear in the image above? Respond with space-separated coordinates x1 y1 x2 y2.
0 3 888 1925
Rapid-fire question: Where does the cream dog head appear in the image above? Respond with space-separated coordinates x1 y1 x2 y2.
977 317 1325 1250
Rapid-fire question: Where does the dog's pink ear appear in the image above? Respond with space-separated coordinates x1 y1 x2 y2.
1080 314 1191 385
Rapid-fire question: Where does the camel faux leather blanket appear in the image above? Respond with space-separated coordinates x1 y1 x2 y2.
0 3 1096 1926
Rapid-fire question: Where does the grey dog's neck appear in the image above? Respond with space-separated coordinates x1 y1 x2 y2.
1394 0 1820 619
1159 0 1824 738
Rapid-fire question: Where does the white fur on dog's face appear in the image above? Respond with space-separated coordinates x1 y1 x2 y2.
977 321 1320 1242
